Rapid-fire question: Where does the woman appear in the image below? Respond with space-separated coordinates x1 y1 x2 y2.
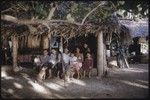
75 47 83 79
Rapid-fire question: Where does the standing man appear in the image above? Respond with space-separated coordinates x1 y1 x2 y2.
62 48 70 72
62 48 71 81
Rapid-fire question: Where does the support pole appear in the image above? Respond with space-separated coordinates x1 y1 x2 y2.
12 35 18 72
97 31 104 77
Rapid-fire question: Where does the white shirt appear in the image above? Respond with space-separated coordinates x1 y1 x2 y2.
34 57 41 65
49 53 61 64
49 53 57 64
70 56 78 65
62 53 70 64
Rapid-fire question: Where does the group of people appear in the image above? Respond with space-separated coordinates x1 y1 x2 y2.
33 43 94 80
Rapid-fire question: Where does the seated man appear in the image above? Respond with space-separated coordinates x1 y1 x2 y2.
40 49 50 65
40 49 49 77
48 49 57 78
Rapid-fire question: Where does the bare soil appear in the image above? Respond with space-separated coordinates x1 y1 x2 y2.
1 64 149 99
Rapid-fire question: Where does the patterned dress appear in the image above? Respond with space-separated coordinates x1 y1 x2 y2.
75 53 83 70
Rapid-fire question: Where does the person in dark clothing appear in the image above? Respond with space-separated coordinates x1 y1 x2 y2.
48 49 63 79
134 43 141 63
2 38 12 65
116 42 124 68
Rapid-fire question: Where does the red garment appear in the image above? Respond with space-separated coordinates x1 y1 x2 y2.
83 58 93 71
28 55 32 62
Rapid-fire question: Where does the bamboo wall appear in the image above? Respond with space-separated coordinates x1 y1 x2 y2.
18 34 49 54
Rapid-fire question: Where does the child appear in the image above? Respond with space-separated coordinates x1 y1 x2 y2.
70 53 78 66
69 53 78 79
83 53 93 78
33 55 41 72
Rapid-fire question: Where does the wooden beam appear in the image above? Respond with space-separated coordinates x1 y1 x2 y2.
1 15 82 26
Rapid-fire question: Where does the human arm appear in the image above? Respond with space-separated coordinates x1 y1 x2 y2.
89 59 93 69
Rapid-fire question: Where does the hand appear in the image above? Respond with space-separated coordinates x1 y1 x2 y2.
89 66 92 69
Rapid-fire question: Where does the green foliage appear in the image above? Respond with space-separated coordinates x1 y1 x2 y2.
1 1 149 21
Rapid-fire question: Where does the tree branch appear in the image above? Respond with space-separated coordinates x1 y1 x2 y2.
1 15 82 26
46 3 58 20
81 1 107 25
1 7 14 13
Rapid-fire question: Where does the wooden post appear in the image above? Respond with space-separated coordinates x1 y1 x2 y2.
12 35 18 72
103 44 107 73
97 31 104 77
48 33 51 50
59 36 63 53
43 35 49 50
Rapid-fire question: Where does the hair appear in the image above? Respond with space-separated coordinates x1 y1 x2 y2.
43 49 48 52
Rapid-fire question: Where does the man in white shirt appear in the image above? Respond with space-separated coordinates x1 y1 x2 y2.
62 48 70 72
62 48 71 81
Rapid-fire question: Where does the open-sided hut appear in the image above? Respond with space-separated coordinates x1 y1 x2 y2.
1 13 133 77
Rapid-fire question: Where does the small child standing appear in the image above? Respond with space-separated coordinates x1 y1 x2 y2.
70 53 78 66
83 53 93 78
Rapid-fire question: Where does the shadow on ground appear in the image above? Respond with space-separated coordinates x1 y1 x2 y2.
1 64 149 99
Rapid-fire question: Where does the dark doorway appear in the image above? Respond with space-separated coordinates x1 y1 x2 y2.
68 34 97 68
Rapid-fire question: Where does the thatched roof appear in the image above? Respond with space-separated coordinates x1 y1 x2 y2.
119 19 148 37
1 15 120 40
119 24 132 45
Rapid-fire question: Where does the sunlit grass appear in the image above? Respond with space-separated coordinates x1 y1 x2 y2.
13 82 23 89
71 79 86 86
44 82 63 91
28 80 48 94
122 68 148 73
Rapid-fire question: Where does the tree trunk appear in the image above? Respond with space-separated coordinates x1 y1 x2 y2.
97 31 104 77
12 35 18 72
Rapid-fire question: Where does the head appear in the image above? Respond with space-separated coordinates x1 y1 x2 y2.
70 53 75 57
64 48 69 54
76 47 80 53
41 66 48 71
51 49 56 54
43 49 48 56
86 53 91 58
84 43 88 48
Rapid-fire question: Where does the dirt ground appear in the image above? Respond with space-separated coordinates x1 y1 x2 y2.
1 64 149 99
